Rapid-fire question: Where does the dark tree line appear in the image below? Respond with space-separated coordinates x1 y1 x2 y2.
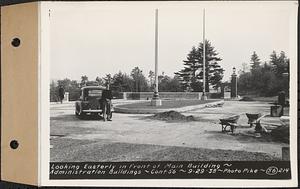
238 51 289 96
50 45 287 101
50 67 183 102
108 68 182 93
50 40 226 101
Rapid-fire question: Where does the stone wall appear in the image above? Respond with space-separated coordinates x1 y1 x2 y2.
120 92 222 100
51 91 223 101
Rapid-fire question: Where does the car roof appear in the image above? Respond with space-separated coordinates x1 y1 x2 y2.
81 86 106 90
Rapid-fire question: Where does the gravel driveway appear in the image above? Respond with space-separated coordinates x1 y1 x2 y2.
50 100 288 162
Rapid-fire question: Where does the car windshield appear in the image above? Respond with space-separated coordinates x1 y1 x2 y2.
87 89 102 97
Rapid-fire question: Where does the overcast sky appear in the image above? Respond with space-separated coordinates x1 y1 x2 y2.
49 1 296 81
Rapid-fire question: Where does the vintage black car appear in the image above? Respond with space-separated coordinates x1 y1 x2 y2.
75 86 107 117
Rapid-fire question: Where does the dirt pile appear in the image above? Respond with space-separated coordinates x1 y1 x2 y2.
239 96 254 101
205 102 224 108
150 111 196 121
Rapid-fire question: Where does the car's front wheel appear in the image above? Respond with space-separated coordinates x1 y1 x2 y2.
75 104 85 118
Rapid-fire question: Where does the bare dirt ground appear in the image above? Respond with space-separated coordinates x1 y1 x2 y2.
50 100 288 162
115 99 218 109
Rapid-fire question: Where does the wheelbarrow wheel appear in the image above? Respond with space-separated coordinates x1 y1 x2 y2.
230 125 235 133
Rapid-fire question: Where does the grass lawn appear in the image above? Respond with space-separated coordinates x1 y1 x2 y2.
116 99 219 109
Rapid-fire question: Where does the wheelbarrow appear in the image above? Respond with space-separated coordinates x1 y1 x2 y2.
246 113 262 127
246 113 267 133
219 115 240 133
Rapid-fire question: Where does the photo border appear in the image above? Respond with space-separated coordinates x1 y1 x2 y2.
39 1 298 187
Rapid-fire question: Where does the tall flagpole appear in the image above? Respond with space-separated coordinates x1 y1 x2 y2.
151 9 162 106
201 8 207 100
154 8 159 98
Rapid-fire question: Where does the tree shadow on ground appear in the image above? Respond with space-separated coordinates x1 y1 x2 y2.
229 130 280 143
203 127 285 144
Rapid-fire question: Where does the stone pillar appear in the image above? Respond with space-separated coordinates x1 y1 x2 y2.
231 67 237 99
220 83 225 99
123 92 127 100
64 92 69 102
198 93 202 100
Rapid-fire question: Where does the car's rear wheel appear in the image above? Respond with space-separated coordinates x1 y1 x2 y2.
75 104 80 116
79 112 86 118
76 104 86 118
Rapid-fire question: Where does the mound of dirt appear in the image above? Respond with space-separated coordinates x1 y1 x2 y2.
239 96 254 101
150 111 196 121
205 102 224 108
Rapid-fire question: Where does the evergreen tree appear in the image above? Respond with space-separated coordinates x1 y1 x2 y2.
96 76 105 86
57 78 81 101
103 74 112 87
175 40 224 92
80 75 88 87
250 51 261 70
158 75 183 92
148 70 155 89
111 71 134 92
50 80 58 102
130 67 149 92
238 50 290 96
175 46 198 91
270 51 289 77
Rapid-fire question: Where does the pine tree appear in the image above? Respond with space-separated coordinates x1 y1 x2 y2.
270 51 289 77
80 75 88 87
250 51 261 71
96 76 105 86
111 71 134 92
148 70 155 88
174 46 198 91
130 67 149 92
175 40 223 92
